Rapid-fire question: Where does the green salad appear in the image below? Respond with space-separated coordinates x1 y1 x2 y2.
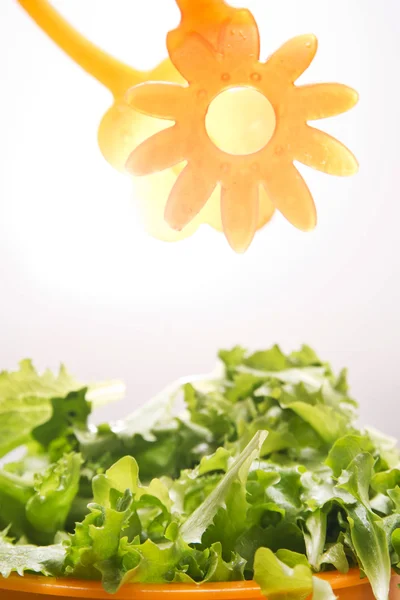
0 345 399 599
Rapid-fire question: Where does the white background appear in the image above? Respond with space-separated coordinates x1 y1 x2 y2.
0 1 399 435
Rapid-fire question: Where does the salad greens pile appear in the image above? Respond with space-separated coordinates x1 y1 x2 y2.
0 346 399 600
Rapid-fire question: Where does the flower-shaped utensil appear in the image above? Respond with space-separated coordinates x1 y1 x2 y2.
126 0 358 252
18 0 358 251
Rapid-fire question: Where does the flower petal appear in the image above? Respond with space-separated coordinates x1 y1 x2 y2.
217 10 260 61
291 126 359 176
293 84 359 120
263 163 316 231
165 163 217 230
125 83 187 120
125 126 185 176
167 32 217 84
221 179 259 253
264 34 318 84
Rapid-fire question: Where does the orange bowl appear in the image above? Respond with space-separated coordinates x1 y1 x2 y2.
1 570 399 600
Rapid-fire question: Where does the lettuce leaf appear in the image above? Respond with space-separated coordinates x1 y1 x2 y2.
0 360 124 459
180 431 267 544
338 453 391 600
253 547 313 600
0 453 82 544
0 531 65 578
0 344 398 600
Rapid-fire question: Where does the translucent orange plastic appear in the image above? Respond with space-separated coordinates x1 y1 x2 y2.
0 570 399 600
17 0 358 252
126 0 359 251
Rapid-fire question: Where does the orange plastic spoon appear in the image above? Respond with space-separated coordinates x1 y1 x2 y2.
17 0 358 252
126 0 359 252
16 0 274 245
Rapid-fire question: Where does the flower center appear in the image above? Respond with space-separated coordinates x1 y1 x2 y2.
205 87 276 156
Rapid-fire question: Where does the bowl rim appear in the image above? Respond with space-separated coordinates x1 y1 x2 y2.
1 569 398 599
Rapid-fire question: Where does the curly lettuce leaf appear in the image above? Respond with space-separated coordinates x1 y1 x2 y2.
243 346 290 372
25 453 82 544
0 344 398 600
0 452 82 544
254 548 337 600
312 577 337 600
303 510 327 571
338 453 391 600
0 470 33 539
0 361 85 458
65 455 174 586
0 531 65 578
391 529 400 568
254 547 313 600
65 456 243 592
32 389 91 448
180 431 267 544
320 543 349 573
0 360 80 402
372 469 400 495
326 435 374 477
280 403 349 445
0 361 124 458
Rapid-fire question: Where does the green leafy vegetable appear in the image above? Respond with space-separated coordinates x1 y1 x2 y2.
0 360 124 458
254 547 313 600
0 531 65 578
0 345 398 600
338 453 391 600
320 543 349 573
0 453 82 544
312 576 337 600
180 431 267 544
